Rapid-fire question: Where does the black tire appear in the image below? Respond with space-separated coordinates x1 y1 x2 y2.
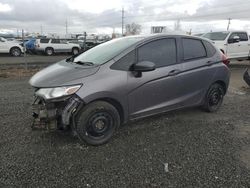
10 47 21 57
72 47 79 55
202 83 224 112
76 101 120 145
45 47 54 56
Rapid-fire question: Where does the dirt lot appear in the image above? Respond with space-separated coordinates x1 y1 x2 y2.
0 65 250 187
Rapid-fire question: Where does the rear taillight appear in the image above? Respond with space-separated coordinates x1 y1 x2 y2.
221 53 230 66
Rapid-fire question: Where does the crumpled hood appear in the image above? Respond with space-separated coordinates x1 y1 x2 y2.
29 60 100 88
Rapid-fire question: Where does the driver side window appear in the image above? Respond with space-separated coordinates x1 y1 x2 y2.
137 38 177 68
228 32 248 43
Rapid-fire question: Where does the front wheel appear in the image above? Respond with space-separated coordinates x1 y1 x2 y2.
76 101 120 145
202 83 224 112
10 47 21 57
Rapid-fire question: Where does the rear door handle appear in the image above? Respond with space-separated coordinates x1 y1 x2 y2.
168 69 181 76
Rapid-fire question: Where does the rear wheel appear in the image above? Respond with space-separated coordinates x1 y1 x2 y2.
10 47 21 57
45 47 54 56
202 83 224 112
76 101 120 145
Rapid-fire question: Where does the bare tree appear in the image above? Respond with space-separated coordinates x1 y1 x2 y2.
125 23 141 35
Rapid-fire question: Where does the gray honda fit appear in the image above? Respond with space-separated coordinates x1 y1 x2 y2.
29 34 230 145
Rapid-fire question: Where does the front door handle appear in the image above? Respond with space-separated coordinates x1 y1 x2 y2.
168 69 181 76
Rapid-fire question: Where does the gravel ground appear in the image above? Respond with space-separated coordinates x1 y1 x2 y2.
0 68 250 187
0 54 67 65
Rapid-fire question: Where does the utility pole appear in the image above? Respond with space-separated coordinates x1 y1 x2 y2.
66 19 68 36
83 31 87 52
22 29 27 70
112 27 116 39
122 7 124 36
189 28 192 35
40 25 43 35
227 18 231 31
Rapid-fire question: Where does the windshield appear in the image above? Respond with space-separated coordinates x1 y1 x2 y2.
202 32 229 41
73 36 144 65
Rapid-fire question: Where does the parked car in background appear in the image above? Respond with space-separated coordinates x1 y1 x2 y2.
35 38 81 55
202 31 250 60
30 34 230 145
0 37 24 56
76 40 100 51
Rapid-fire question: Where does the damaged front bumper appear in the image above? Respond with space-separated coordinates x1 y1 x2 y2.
32 95 83 130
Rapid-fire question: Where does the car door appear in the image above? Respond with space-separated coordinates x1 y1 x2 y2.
0 40 4 53
50 39 61 52
227 32 249 59
177 38 217 107
0 38 7 53
127 38 183 119
60 39 71 52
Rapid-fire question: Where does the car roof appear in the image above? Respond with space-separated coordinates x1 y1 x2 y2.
115 34 214 47
125 33 204 42
204 30 247 33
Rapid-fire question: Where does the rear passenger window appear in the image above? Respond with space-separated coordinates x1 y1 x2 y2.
182 38 206 60
138 39 177 68
40 39 50 43
203 40 216 57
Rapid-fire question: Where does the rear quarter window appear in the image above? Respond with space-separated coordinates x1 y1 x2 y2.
182 38 207 60
51 39 60 44
40 39 50 43
203 40 216 57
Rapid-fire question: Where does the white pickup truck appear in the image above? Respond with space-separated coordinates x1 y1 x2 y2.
202 31 250 60
0 37 24 56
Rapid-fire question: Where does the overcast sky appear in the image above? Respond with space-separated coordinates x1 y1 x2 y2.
0 0 250 36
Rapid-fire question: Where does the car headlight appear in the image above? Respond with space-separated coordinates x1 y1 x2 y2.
35 85 82 100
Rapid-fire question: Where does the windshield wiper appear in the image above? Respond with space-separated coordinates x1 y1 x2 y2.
66 52 83 62
73 61 94 66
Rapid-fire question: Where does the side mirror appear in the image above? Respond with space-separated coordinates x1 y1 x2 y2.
233 36 240 43
132 61 156 72
228 36 240 43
